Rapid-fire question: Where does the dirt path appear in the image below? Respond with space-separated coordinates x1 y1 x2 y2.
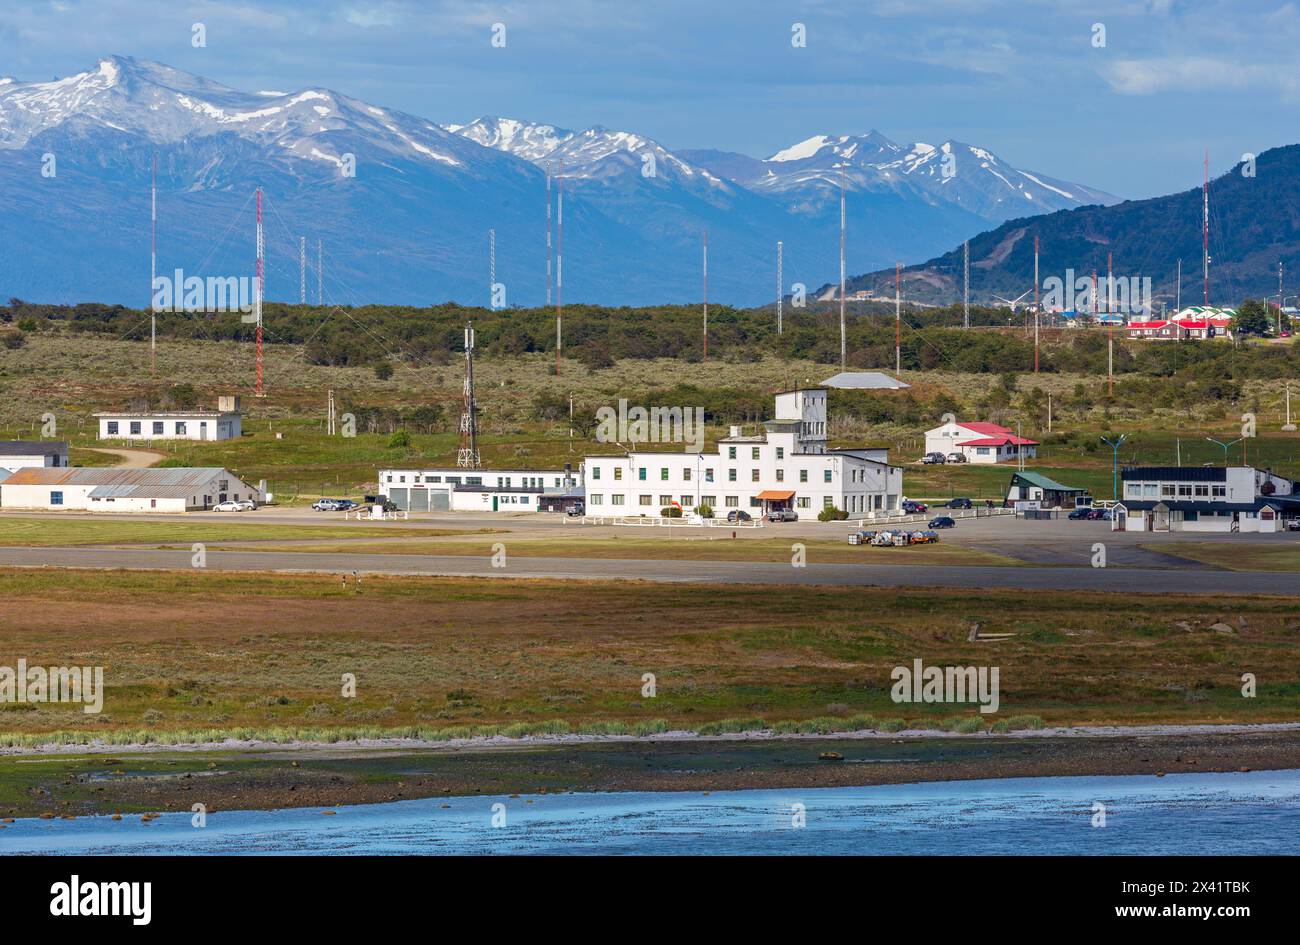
84 447 166 468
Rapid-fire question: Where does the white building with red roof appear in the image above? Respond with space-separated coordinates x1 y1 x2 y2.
924 420 1039 465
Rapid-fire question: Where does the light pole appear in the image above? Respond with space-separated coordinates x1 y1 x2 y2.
1100 433 1128 500
1205 436 1243 466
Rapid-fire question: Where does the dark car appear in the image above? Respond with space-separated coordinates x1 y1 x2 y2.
946 497 973 509
565 504 585 517
726 509 753 524
1085 508 1107 520
921 452 947 465
928 516 956 529
902 500 928 514
1067 508 1092 520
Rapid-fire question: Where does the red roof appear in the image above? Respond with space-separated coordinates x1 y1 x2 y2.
957 421 1013 437
1175 319 1209 328
1127 320 1168 329
957 435 1039 447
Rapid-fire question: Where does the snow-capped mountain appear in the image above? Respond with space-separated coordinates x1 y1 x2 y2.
682 131 1117 222
0 58 1116 308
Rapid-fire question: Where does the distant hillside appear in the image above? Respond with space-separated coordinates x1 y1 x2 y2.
836 144 1300 309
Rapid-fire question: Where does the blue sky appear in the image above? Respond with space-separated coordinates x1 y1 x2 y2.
0 0 1294 198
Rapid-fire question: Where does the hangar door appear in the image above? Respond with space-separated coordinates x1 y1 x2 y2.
388 487 409 510
408 488 429 512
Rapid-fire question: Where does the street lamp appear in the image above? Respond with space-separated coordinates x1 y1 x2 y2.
1100 433 1128 500
1205 436 1243 466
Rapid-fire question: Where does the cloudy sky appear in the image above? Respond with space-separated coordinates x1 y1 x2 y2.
0 0 1293 198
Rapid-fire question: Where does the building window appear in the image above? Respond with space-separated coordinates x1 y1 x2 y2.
107 421 119 435
1177 484 1192 497
725 496 738 507
153 421 164 435
50 491 63 506
823 497 835 509
776 469 784 482
751 469 760 482
638 468 647 481
823 470 832 483
1161 484 1175 497
614 467 622 481
705 468 714 482
776 447 784 460
800 469 808 483
749 497 762 508
680 495 691 507
592 467 601 480
728 446 736 459
1195 484 1209 497
728 469 737 482
175 422 187 435
612 494 625 506
752 447 760 460
701 496 716 506
1212 485 1226 498
640 495 652 506
660 468 669 481
590 494 604 506
130 421 142 435
796 497 810 509
683 468 692 482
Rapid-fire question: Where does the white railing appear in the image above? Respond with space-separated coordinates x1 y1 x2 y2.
571 515 762 528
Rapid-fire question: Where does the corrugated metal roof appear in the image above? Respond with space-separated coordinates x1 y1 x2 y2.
88 484 207 499
820 372 910 390
3 467 232 487
1010 471 1085 492
1121 466 1227 482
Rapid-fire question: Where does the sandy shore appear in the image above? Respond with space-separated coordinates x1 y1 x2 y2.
2 724 1299 818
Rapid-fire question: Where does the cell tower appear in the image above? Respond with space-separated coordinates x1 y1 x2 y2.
299 236 306 305
317 239 323 305
456 323 481 468
702 229 709 358
489 228 496 307
776 241 783 334
150 154 157 374
839 168 847 371
255 187 265 398
963 240 970 329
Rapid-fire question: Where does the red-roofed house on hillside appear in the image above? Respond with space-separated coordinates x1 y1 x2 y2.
924 420 1039 465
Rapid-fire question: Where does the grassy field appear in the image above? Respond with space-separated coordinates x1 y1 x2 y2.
1152 542 1300 572
201 534 1020 566
0 567 1296 748
0 518 497 546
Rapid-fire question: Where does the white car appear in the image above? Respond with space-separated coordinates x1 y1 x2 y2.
213 500 254 512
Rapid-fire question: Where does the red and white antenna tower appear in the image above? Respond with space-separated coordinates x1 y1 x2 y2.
776 241 783 334
546 165 553 307
150 154 157 374
255 187 265 397
555 164 563 376
894 262 901 377
702 229 709 358
1202 151 1210 305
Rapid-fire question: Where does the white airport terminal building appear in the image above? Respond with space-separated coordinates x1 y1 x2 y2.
583 389 903 517
95 396 243 442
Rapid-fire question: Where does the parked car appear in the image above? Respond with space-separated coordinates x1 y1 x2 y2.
213 500 248 512
928 516 956 529
946 497 973 509
313 498 345 511
902 500 928 514
726 509 753 524
768 509 799 523
945 452 967 464
335 499 359 511
1286 518 1300 531
921 452 947 465
1067 508 1092 520
565 504 585 517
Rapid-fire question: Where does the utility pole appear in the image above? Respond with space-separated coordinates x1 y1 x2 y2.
1279 260 1285 337
1175 258 1181 313
776 241 783 334
839 167 847 371
963 240 970 329
546 165 553 308
702 229 709 359
317 239 323 305
894 262 901 377
1284 383 1296 432
255 186 264 398
457 323 481 468
489 228 496 307
1033 234 1040 372
327 389 336 436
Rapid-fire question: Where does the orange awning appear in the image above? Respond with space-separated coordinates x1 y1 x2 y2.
756 490 795 501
